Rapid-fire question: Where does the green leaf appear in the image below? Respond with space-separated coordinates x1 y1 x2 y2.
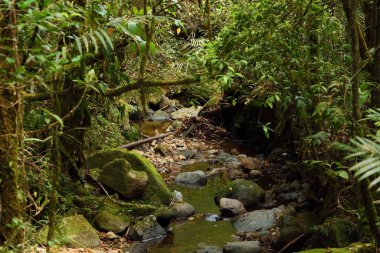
336 170 349 180
127 21 141 36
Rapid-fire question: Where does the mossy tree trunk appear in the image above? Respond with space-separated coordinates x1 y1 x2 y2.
0 2 26 245
342 0 380 245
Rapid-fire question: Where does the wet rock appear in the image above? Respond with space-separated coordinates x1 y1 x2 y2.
275 183 291 194
219 198 246 217
175 170 207 187
216 151 240 164
215 179 264 209
172 190 184 202
94 205 130 234
241 157 261 171
171 202 195 219
195 244 223 253
231 206 286 232
278 192 300 203
203 213 222 222
290 180 302 190
129 215 166 242
159 95 171 108
149 110 170 121
171 106 202 120
249 170 263 178
223 241 262 253
37 215 100 248
99 158 148 200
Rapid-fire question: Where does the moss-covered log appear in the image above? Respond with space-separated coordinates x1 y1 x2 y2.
24 77 199 102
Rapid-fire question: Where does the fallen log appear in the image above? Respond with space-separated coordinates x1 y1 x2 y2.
119 132 173 149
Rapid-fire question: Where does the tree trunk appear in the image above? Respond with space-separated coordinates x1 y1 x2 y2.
342 0 380 245
372 0 380 107
0 3 25 245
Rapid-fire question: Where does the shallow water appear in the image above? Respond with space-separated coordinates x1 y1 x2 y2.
148 166 235 253
140 120 172 137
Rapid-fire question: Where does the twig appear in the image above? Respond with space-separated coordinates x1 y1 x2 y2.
119 132 172 149
278 234 305 253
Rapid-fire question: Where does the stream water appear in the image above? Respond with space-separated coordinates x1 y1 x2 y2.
148 163 236 253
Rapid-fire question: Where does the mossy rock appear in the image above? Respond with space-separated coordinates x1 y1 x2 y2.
94 205 131 234
214 179 264 209
37 215 100 248
99 158 148 200
86 149 171 204
276 212 321 251
299 243 376 253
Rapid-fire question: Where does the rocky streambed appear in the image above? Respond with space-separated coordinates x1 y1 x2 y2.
33 97 377 253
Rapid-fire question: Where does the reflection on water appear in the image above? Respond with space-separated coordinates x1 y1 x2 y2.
139 120 172 137
148 175 235 253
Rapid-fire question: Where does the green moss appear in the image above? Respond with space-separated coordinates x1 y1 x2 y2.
299 243 376 253
86 149 172 204
94 205 130 234
37 215 100 248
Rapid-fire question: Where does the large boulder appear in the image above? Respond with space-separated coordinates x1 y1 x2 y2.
94 205 131 234
175 170 207 187
99 158 148 199
215 179 264 209
85 149 172 204
129 215 166 241
232 206 286 232
223 241 262 253
37 215 100 248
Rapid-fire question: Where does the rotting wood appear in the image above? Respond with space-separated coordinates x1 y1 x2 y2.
119 132 173 149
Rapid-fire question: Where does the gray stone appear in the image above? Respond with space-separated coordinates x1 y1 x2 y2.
99 158 148 199
275 183 291 194
223 241 262 253
178 149 198 159
220 198 246 217
249 170 263 178
159 95 170 108
105 231 118 240
216 151 240 164
232 206 286 232
171 202 195 219
290 180 302 190
215 179 264 209
149 110 170 121
129 215 166 242
175 170 207 187
171 106 202 120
